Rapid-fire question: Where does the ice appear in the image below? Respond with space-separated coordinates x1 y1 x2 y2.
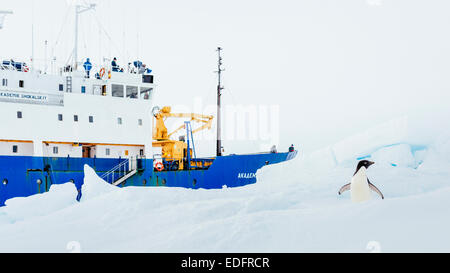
81 164 118 201
0 183 77 225
332 117 409 163
370 144 416 168
0 117 449 252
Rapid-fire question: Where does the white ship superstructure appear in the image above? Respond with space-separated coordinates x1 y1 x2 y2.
0 63 155 159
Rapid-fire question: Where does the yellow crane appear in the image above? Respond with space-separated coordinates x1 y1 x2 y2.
152 106 214 171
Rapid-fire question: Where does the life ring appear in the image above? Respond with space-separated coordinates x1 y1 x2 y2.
155 162 164 172
99 68 106 78
23 66 29 72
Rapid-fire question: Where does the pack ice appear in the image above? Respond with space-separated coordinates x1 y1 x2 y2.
0 117 450 252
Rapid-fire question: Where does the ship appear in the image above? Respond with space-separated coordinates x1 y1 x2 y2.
0 5 297 206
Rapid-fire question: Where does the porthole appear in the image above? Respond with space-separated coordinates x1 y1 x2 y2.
36 179 42 185
2 179 8 186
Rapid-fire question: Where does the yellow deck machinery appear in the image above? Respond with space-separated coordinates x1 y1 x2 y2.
152 106 214 171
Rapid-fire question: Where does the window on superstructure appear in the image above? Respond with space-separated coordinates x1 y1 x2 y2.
140 149 144 156
106 148 110 156
2 78 7 86
17 111 22 119
81 86 86 94
58 114 63 121
112 84 124 98
19 80 24 88
12 145 18 153
138 119 143 126
117 117 122 125
59 84 64 92
53 146 58 154
126 86 138 99
140 87 152 100
74 115 79 122
89 116 94 123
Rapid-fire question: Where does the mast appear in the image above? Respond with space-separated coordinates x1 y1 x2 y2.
73 3 96 70
216 47 225 157
0 10 13 30
31 0 35 71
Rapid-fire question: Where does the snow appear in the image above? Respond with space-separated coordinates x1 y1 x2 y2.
0 118 450 252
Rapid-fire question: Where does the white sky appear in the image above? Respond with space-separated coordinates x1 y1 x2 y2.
1 0 450 155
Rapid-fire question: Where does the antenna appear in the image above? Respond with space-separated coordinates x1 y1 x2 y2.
73 3 96 70
0 10 13 30
31 0 35 71
215 47 225 157
44 40 48 74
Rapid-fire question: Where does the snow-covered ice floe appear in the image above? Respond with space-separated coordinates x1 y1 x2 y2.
0 118 450 252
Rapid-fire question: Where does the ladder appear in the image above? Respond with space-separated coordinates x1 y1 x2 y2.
101 157 138 186
66 76 72 93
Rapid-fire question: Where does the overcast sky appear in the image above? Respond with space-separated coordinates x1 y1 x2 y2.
2 0 450 156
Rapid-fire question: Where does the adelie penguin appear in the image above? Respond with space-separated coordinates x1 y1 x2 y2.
338 160 384 203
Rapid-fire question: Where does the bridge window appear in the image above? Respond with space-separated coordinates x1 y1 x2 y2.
89 116 94 123
106 148 110 156
126 86 138 99
58 114 63 121
53 147 58 154
1 78 7 86
117 117 122 125
59 84 64 91
17 111 22 119
138 119 142 126
74 115 78 122
19 80 24 88
142 75 153 84
112 84 124 98
140 87 152 100
12 145 18 153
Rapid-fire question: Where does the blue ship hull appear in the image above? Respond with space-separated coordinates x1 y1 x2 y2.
0 151 297 206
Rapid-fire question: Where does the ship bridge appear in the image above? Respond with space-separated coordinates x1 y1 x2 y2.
0 58 155 102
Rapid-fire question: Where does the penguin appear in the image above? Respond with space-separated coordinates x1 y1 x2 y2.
338 160 384 203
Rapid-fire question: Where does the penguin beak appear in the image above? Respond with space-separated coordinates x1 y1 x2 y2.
369 161 375 166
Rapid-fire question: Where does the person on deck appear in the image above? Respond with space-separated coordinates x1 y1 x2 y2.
111 57 119 72
289 144 295 153
138 64 147 74
83 58 92 78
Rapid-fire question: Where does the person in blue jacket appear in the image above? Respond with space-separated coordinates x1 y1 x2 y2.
83 58 92 78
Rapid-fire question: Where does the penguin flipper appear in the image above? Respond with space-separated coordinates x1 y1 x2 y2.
338 183 351 195
368 180 384 199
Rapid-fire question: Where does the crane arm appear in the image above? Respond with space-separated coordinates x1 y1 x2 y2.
167 116 213 138
153 106 214 141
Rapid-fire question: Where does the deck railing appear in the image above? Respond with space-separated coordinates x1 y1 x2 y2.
100 157 138 184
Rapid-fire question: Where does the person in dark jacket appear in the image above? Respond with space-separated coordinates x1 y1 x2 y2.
111 57 119 72
289 144 295 152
